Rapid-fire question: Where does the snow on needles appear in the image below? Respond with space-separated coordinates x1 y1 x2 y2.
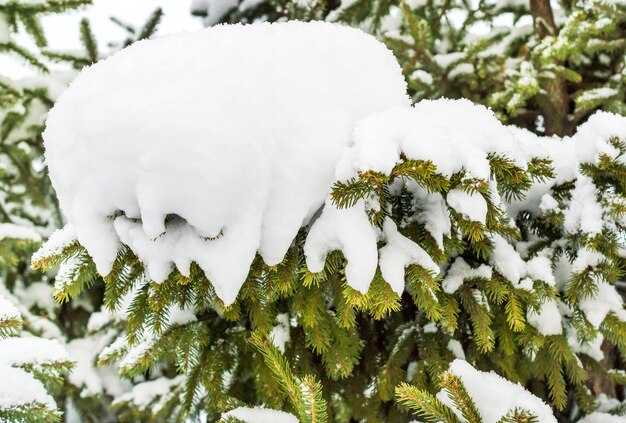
439 360 557 422
43 21 410 305
41 21 626 309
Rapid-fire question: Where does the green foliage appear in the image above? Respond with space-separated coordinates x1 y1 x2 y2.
0 3 164 422
397 368 540 423
7 0 626 421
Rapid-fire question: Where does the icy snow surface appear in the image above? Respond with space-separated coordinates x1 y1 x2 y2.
438 360 557 422
43 21 409 305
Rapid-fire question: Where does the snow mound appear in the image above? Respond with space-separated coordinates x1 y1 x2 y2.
338 99 527 181
439 359 557 422
0 366 56 410
42 18 626 307
43 21 409 305
0 337 68 366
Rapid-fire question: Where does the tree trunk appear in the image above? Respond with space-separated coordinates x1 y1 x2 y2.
530 0 571 136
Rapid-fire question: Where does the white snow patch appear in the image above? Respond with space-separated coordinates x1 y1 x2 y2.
489 234 526 285
0 366 55 409
442 257 492 294
0 337 68 366
113 376 183 411
222 407 299 423
31 224 76 265
270 313 290 354
304 200 379 294
564 176 603 235
438 360 557 423
527 300 562 336
577 412 626 423
378 218 439 295
446 189 487 224
0 223 41 242
43 22 409 306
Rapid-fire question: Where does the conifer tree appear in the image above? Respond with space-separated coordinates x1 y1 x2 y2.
0 2 164 421
6 0 626 422
193 0 626 136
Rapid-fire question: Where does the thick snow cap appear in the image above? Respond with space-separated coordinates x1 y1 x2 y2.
43 21 410 305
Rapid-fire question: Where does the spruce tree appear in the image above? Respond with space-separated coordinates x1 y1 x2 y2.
0 0 623 422
0 2 164 421
31 12 626 423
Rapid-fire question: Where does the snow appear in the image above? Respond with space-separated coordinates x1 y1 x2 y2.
304 200 379 294
538 193 558 213
0 366 56 410
17 282 56 316
573 111 626 164
433 52 465 69
423 322 438 333
0 223 41 242
448 63 475 80
489 234 526 285
0 295 20 322
579 281 626 328
438 360 557 423
222 407 298 423
406 183 451 251
577 412 626 423
31 224 76 265
269 313 290 353
571 248 606 275
577 87 619 104
525 255 555 286
43 21 409 305
563 176 603 235
446 189 488 224
378 218 439 294
198 0 238 26
0 337 68 366
344 99 526 181
446 339 465 359
442 257 492 294
113 376 183 411
66 331 130 398
410 69 433 85
406 361 418 381
568 329 604 361
527 300 562 335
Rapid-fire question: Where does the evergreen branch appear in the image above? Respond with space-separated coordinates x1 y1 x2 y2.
395 382 461 423
440 371 483 423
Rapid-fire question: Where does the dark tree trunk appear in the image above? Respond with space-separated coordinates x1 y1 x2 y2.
530 0 572 136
